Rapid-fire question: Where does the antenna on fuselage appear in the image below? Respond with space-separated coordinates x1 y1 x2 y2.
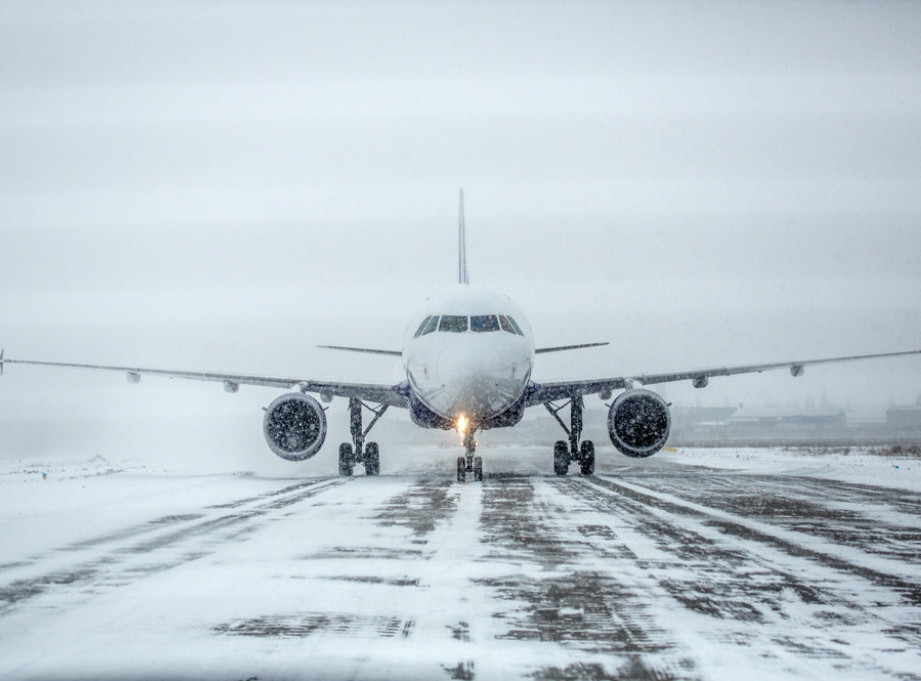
458 188 469 285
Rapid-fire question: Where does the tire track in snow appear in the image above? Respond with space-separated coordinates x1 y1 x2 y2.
591 474 921 603
212 475 465 678
562 473 921 679
0 477 342 615
475 475 702 681
626 469 921 569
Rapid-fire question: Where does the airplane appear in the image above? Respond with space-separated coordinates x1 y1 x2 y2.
3 190 920 482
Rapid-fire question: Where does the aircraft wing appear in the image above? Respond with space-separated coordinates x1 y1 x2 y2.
1 355 410 408
526 348 921 405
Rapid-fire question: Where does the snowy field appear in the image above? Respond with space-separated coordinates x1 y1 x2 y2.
2 444 920 681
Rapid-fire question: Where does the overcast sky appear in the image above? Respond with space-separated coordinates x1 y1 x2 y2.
2 0 921 459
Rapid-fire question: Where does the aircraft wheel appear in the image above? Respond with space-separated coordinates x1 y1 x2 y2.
473 456 483 482
338 443 354 477
553 440 570 476
365 442 380 476
579 440 595 475
456 456 466 483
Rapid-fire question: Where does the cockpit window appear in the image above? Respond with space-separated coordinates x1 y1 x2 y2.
416 315 439 336
422 314 438 336
438 315 468 333
498 315 524 336
414 316 431 337
470 315 500 332
506 316 524 335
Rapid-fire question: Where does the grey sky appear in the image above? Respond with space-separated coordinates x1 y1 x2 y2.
2 0 921 443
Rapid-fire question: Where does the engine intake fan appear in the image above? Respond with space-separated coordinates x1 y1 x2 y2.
607 389 671 458
263 393 327 461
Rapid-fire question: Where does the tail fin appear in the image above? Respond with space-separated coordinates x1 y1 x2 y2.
458 188 469 285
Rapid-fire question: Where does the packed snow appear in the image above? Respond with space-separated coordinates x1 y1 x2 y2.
2 444 920 680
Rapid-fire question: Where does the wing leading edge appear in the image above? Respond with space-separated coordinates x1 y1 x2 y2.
526 348 921 405
1 356 409 408
6 347 919 413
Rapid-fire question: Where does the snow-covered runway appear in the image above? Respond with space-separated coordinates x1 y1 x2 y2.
2 447 920 680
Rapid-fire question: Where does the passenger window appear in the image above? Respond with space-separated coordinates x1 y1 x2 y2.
439 315 468 333
420 315 439 336
414 316 432 338
499 315 519 335
470 315 500 332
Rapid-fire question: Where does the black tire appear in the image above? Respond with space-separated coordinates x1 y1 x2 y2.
338 443 354 477
473 456 483 482
553 440 570 476
579 440 595 475
365 442 380 476
456 456 466 483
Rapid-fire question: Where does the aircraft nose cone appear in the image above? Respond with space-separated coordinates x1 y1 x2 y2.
433 343 522 419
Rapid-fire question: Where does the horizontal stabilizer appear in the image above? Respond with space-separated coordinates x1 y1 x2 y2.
535 342 609 354
317 345 402 357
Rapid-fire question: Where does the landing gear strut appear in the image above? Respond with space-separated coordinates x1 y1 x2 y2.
456 428 483 483
544 395 594 476
338 397 387 477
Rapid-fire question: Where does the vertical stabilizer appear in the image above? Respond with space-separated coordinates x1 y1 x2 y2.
458 188 469 284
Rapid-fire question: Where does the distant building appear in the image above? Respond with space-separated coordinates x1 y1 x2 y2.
886 395 921 430
671 407 737 429
729 408 846 430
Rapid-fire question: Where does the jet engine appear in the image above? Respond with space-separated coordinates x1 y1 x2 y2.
263 393 327 461
607 389 671 458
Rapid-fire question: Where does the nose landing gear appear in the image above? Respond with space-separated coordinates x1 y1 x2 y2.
456 428 483 482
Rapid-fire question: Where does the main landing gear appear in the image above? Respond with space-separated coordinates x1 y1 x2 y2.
338 397 388 477
456 428 483 483
544 394 595 476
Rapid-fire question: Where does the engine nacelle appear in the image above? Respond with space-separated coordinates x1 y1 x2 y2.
263 393 327 461
607 389 671 458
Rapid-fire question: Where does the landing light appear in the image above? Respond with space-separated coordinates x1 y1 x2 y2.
456 414 468 433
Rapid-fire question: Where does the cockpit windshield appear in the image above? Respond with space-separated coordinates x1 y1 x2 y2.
414 314 523 336
470 315 500 332
438 315 469 333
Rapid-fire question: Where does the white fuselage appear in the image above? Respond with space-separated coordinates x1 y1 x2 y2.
402 285 535 426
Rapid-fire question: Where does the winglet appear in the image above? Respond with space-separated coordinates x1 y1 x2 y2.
0 349 4 376
458 188 469 285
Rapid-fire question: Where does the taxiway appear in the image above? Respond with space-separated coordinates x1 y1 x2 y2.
1 446 920 680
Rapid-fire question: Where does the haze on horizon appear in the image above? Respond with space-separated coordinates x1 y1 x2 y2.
2 1 921 464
